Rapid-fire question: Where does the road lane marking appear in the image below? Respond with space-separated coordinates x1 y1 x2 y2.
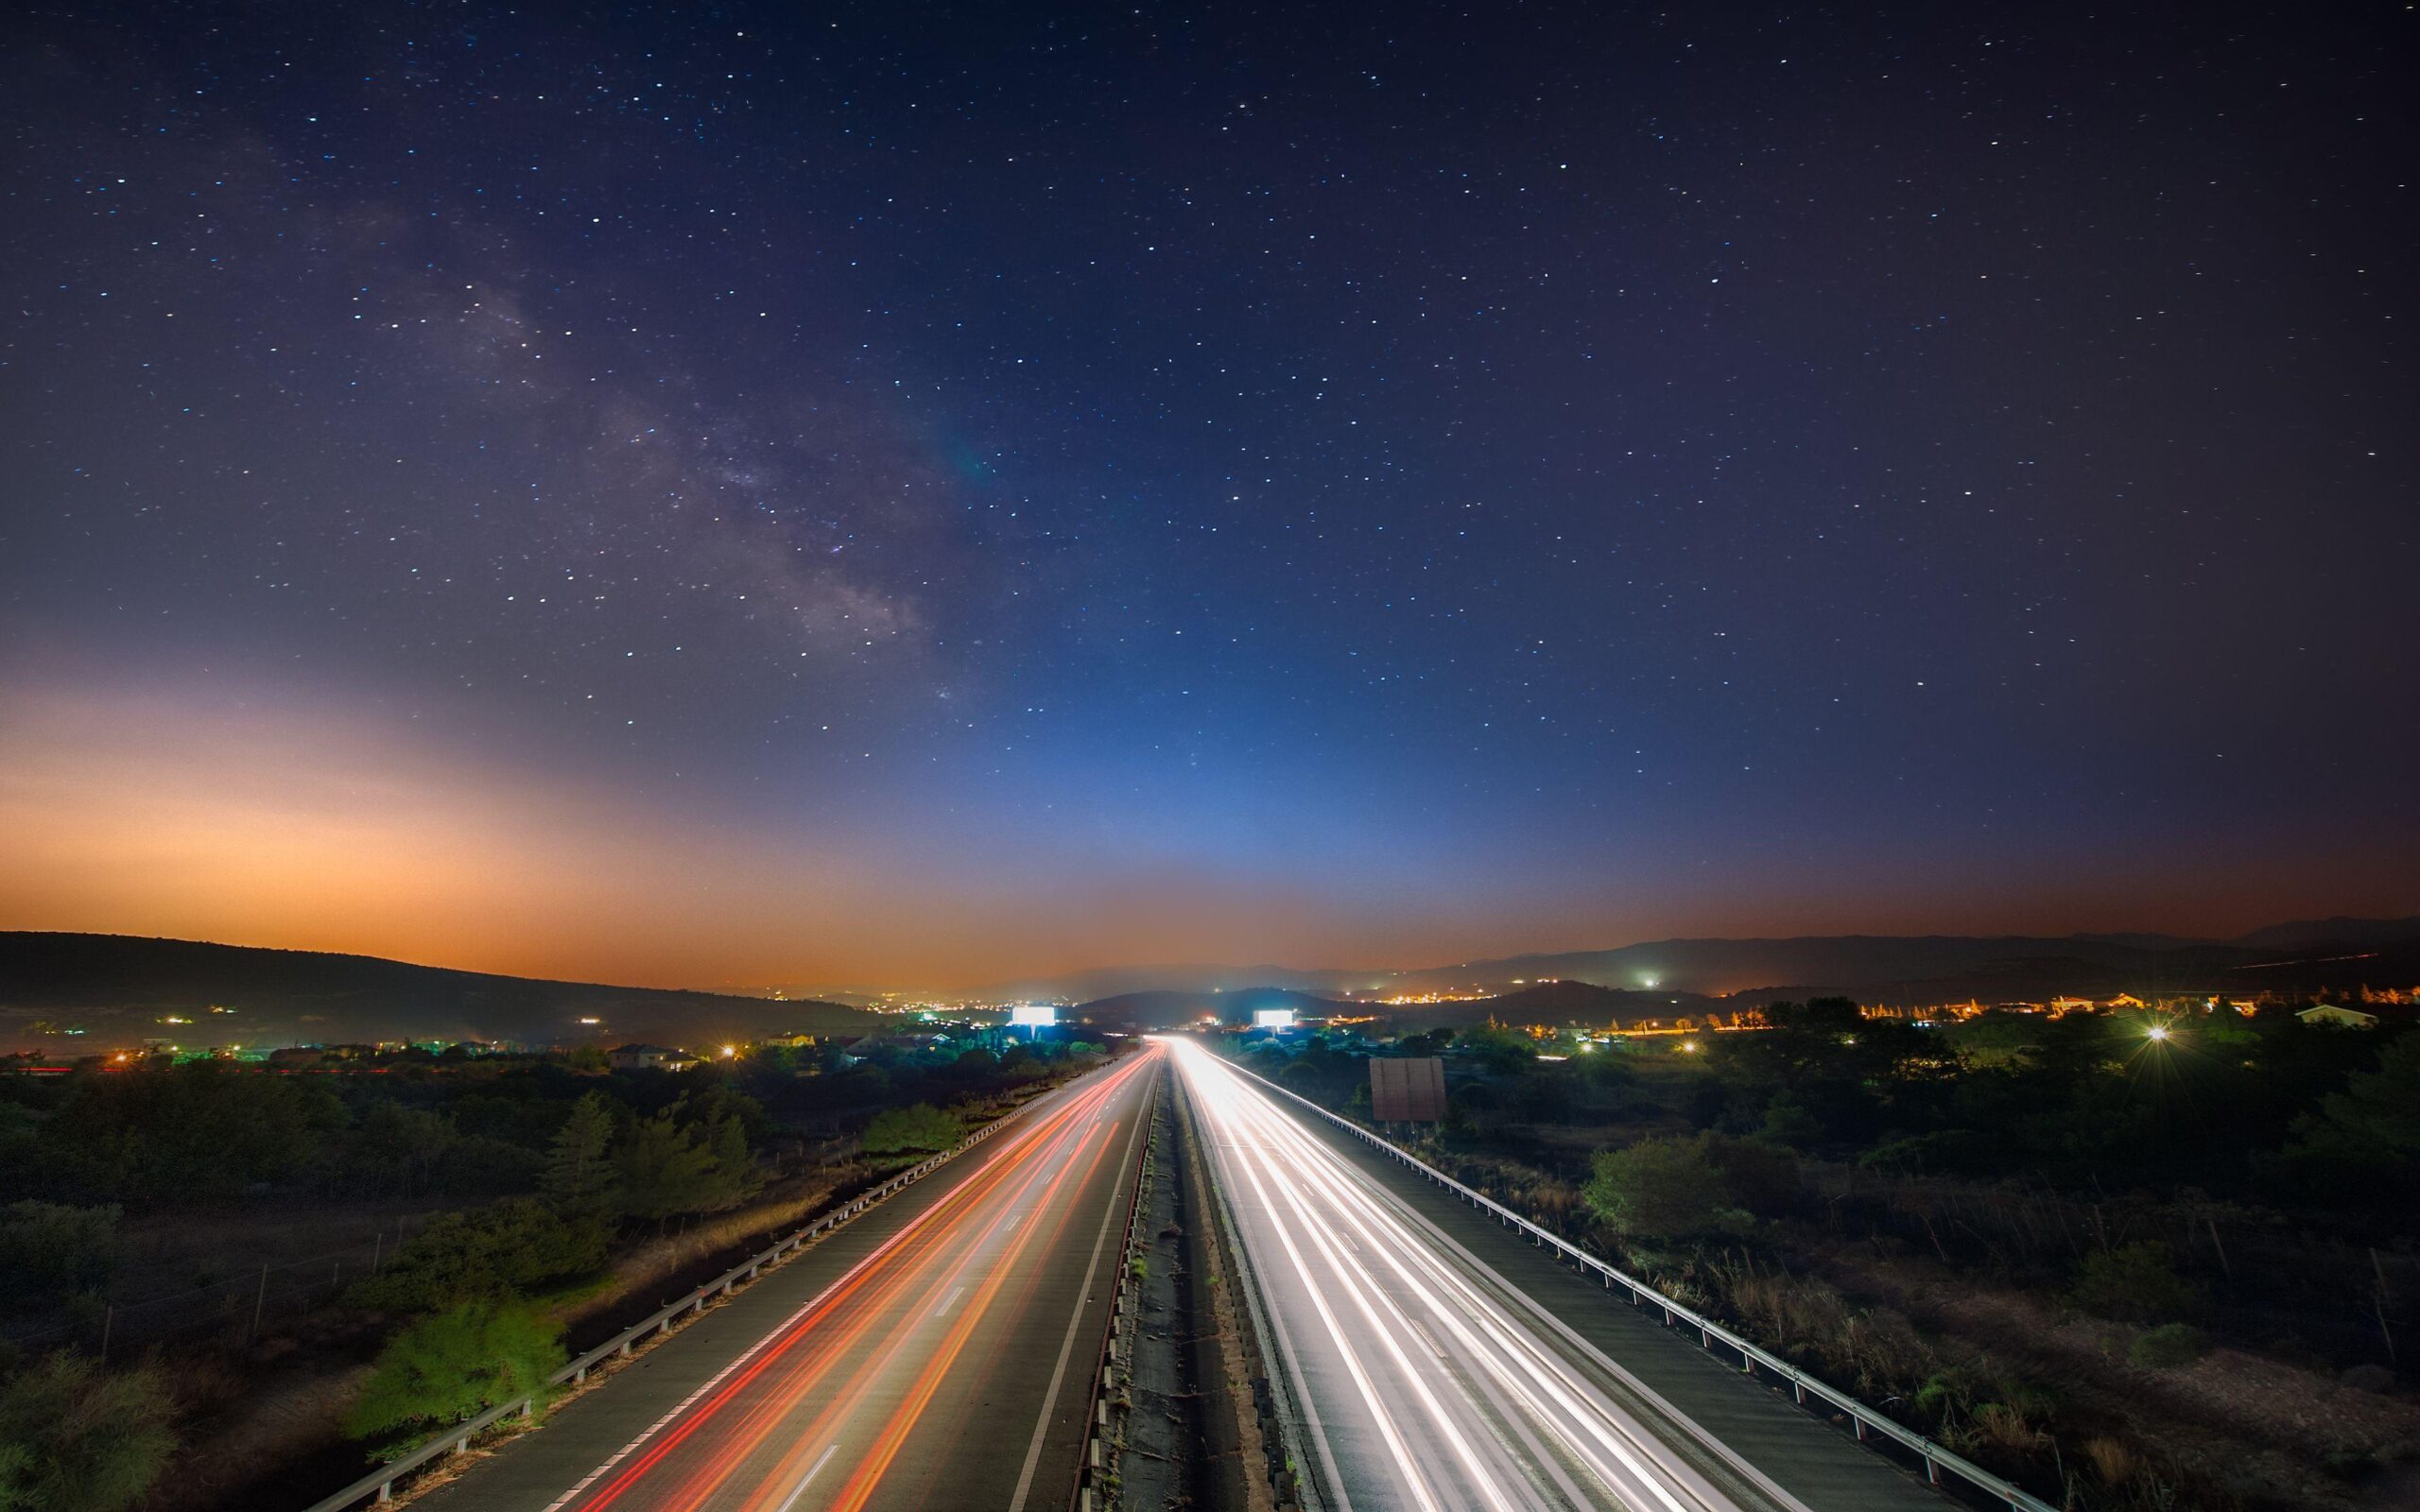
772 1443 838 1512
838 1120 1123 1512
1005 1054 1158 1512
935 1284 965 1317
714 1085 1124 1509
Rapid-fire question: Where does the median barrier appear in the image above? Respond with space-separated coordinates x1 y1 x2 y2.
1170 1067 1322 1512
1067 1072 1160 1512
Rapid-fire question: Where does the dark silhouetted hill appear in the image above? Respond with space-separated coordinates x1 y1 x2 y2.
992 918 2420 1007
1072 987 1348 1031
0 933 880 1053
2229 917 2420 951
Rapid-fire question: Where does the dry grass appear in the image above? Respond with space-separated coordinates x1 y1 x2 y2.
2084 1435 2142 1486
1705 1259 1940 1400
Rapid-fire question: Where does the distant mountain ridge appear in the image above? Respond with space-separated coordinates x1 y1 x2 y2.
0 933 879 1054
995 917 2420 1007
7 917 2413 1054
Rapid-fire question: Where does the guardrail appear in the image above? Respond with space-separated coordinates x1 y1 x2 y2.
303 1105 1030 1511
1219 1057 2059 1512
1068 1072 1160 1512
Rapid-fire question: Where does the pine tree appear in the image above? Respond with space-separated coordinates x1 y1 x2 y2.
540 1092 619 1215
697 1111 765 1212
614 1109 718 1229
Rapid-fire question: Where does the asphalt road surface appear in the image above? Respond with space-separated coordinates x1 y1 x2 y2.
1170 1038 1942 1512
412 1045 1159 1512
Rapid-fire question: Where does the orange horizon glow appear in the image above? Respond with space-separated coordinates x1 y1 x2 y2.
3 676 2411 993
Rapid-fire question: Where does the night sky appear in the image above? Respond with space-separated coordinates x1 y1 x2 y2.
3 3 2412 989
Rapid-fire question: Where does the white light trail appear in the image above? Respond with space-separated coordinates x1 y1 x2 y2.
1168 1038 1811 1512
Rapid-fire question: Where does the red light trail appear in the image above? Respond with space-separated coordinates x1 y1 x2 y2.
542 1044 1159 1512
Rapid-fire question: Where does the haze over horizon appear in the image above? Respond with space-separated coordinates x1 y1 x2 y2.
6 4 2414 990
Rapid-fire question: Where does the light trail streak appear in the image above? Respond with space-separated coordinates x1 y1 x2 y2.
1168 1038 1810 1512
825 1126 1119 1512
553 1047 1160 1512
769 1445 837 1512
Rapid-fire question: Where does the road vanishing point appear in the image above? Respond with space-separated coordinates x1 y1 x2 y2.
408 1040 1954 1511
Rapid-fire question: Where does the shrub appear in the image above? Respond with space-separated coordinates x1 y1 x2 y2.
346 1198 607 1314
2070 1242 2194 1323
862 1104 964 1156
1584 1136 1747 1242
1701 1132 1801 1217
1754 1092 1824 1149
2129 1323 2211 1368
0 1202 119 1303
343 1299 564 1456
0 1352 176 1512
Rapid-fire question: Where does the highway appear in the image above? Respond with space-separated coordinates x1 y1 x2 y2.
1170 1038 1938 1512
412 1044 1159 1512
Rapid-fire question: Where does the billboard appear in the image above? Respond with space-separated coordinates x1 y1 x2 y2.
1252 1007 1297 1030
1370 1057 1447 1122
1008 1005 1059 1029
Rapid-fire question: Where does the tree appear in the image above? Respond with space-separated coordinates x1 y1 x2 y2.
614 1109 721 1229
1755 1092 1824 1150
862 1104 963 1156
2291 1032 2420 1170
693 1108 764 1213
1455 1025 1533 1075
1584 1134 1750 1243
343 1300 564 1456
0 1353 175 1512
41 1063 342 1205
340 1103 460 1200
540 1092 620 1214
346 1199 606 1314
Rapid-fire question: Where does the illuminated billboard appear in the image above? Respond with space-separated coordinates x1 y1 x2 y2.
1252 1007 1297 1030
1008 1005 1059 1029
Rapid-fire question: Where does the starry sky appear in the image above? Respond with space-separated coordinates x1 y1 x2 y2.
2 2 2412 991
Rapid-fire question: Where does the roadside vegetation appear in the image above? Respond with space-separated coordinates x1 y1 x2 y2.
1225 1003 2419 1510
0 1030 1106 1509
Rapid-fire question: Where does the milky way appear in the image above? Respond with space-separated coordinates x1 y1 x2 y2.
2 3 2412 987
